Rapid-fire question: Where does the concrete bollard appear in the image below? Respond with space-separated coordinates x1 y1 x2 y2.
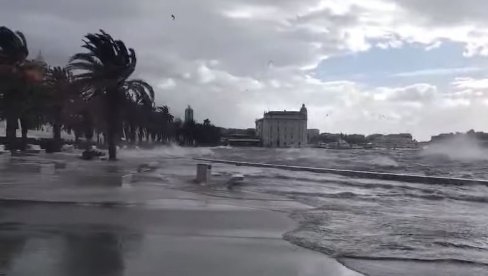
230 174 244 182
227 174 245 189
196 163 212 184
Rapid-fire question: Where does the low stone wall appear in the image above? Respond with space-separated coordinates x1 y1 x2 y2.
194 158 488 186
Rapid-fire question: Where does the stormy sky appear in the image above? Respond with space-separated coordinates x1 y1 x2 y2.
4 0 488 140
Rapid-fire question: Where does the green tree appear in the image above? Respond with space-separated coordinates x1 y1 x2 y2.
121 89 154 145
45 66 76 146
69 30 154 160
155 106 173 143
18 82 48 147
0 26 29 150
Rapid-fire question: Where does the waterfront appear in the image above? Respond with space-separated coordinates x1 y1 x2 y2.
0 146 487 276
207 147 488 275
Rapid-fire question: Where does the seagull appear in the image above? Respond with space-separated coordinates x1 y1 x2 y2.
171 14 176 20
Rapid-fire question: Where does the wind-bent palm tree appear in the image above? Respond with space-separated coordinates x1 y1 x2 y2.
0 27 28 68
45 66 75 146
0 26 29 150
154 105 173 143
69 30 154 160
120 81 154 145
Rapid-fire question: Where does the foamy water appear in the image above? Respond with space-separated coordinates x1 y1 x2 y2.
137 146 488 275
5 145 485 275
118 144 215 160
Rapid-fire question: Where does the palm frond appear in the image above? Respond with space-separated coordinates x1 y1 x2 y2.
0 26 29 65
123 79 155 107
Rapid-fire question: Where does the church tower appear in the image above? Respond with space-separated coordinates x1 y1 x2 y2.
300 104 307 119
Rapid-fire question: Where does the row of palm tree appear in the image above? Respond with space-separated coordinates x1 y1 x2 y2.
0 26 175 160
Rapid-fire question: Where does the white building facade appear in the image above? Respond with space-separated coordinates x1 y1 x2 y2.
256 104 308 147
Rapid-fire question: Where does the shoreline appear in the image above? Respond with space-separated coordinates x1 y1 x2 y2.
2 150 486 276
0 153 364 276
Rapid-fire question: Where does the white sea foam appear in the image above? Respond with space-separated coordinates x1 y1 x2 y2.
118 144 215 159
422 136 488 161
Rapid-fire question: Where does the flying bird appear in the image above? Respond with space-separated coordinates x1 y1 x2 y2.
171 14 176 20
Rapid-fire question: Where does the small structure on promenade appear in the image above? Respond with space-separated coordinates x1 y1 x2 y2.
196 163 212 184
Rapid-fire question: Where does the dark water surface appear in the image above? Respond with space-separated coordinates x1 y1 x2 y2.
1 146 487 276
206 147 488 275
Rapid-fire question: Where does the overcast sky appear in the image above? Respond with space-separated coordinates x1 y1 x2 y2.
4 0 488 140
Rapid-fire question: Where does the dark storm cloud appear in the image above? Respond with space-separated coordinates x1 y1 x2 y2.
3 0 488 140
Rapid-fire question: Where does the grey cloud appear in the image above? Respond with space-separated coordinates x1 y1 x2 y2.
394 0 488 26
379 84 437 103
3 0 488 140
5 0 141 21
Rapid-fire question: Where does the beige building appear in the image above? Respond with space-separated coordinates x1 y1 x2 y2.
256 104 308 147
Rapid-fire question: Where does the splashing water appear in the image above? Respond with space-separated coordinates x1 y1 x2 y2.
422 136 488 161
118 144 215 159
204 147 488 276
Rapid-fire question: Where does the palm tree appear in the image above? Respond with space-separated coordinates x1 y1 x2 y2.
203 118 211 126
0 26 29 150
121 81 154 145
0 27 28 68
155 105 173 143
45 66 75 146
18 82 48 147
69 30 154 160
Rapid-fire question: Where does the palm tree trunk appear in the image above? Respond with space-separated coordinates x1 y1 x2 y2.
5 114 17 151
53 108 62 145
53 121 62 152
20 118 28 150
53 124 61 141
106 92 119 161
21 127 28 144
129 124 136 145
107 126 116 160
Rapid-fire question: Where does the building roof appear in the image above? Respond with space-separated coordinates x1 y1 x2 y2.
266 111 302 116
256 105 307 121
262 111 306 120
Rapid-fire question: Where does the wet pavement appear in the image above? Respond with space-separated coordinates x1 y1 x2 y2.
0 201 361 276
0 152 362 276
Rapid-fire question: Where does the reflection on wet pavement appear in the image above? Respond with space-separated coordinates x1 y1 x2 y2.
0 201 361 276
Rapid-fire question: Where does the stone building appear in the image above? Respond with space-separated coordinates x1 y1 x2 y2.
256 104 308 147
184 105 194 123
